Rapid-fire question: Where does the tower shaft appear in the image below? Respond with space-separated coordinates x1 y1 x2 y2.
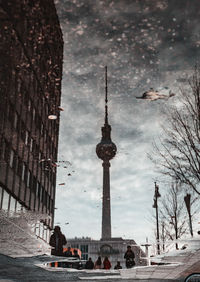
96 66 117 240
102 160 111 239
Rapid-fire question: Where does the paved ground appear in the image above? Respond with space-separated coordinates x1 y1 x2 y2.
1 211 200 281
0 252 191 282
1 244 200 281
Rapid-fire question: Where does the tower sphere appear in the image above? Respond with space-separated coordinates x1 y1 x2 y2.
96 139 117 161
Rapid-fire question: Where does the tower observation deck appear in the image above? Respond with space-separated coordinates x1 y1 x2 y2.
96 66 117 240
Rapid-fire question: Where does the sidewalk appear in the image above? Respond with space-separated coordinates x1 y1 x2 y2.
0 240 200 281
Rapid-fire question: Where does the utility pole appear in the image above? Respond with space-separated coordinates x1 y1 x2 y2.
184 193 193 237
153 182 161 255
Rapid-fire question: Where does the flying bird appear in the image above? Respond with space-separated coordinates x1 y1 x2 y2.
136 88 175 101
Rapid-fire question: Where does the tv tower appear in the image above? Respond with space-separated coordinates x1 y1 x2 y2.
96 66 117 240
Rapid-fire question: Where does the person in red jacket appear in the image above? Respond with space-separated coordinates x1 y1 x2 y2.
103 256 111 270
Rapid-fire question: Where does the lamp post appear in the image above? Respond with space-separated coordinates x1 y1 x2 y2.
141 237 151 266
153 182 161 255
184 193 193 237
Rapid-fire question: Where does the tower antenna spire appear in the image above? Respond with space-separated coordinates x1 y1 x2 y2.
105 66 108 125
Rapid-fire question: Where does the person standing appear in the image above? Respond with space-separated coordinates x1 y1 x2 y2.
85 257 94 269
49 226 67 256
124 245 135 268
103 256 111 270
94 256 102 269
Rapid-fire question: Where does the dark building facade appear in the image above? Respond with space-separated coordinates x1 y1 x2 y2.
0 0 63 241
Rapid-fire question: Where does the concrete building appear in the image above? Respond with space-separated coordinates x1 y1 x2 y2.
0 0 63 242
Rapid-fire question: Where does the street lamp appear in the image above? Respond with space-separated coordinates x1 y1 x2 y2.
153 182 161 255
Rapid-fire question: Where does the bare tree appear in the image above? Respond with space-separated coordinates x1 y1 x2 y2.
159 182 188 250
150 66 200 195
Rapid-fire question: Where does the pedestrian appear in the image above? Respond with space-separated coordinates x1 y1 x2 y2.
103 256 111 270
64 246 72 257
124 245 135 268
85 257 94 269
114 261 122 270
49 226 67 256
73 249 80 259
94 256 102 269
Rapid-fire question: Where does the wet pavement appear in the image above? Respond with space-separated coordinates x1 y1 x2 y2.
1 238 200 282
0 253 181 282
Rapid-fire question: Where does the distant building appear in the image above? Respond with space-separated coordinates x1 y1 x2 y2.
0 0 63 241
68 237 147 268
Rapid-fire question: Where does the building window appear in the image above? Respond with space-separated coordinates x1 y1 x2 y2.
47 195 50 210
4 140 10 162
32 176 37 193
38 151 41 161
8 103 14 124
39 222 43 238
9 196 16 213
36 181 40 198
21 121 26 142
13 112 18 129
9 149 14 168
2 190 9 211
21 163 26 181
40 122 44 135
13 153 18 174
50 199 53 213
24 91 29 106
35 222 40 237
27 170 31 188
32 107 36 121
17 158 23 177
30 137 33 152
0 186 3 209
81 245 88 253
28 99 32 112
25 130 29 145
0 139 5 160
43 191 47 206
40 187 43 202
33 143 39 158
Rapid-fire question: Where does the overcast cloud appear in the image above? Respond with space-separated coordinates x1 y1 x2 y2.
54 0 200 245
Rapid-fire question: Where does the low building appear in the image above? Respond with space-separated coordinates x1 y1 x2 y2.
68 237 147 269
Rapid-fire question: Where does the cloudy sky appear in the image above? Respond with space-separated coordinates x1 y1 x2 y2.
53 0 200 245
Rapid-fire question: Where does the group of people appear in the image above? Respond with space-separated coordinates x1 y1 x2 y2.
85 256 112 270
85 256 123 270
83 245 135 270
49 226 136 269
